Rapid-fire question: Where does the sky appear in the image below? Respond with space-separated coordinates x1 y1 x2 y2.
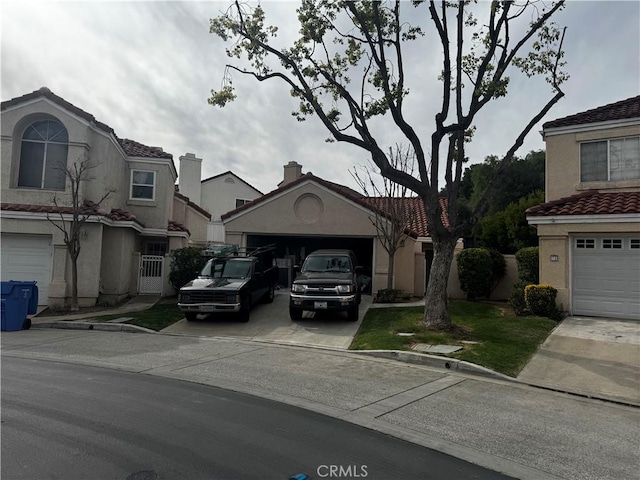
2 1 639 196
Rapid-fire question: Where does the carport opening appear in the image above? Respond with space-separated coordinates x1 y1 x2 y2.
247 234 373 293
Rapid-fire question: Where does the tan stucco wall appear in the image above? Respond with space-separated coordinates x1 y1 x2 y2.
172 196 208 246
201 174 262 221
100 226 138 300
125 160 175 230
535 221 640 310
545 124 640 201
0 217 103 307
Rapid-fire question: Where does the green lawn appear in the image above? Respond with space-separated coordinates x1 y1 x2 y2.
98 301 185 332
350 300 557 377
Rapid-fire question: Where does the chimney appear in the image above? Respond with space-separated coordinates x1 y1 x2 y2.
282 161 303 186
178 153 202 204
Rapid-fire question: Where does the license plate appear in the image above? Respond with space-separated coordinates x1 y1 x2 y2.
201 305 215 312
314 301 328 309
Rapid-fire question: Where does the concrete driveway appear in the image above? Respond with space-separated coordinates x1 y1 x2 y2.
161 290 370 349
518 316 640 404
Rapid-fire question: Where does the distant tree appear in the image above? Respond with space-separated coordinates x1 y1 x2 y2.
47 156 115 311
352 144 418 290
479 190 544 253
209 1 567 329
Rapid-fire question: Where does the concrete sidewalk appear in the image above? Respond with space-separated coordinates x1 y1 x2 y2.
2 329 638 480
518 316 640 404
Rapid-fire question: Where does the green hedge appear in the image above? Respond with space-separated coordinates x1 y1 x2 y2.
525 284 562 320
515 247 539 284
168 247 207 291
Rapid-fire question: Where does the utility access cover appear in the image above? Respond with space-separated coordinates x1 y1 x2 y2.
411 344 462 354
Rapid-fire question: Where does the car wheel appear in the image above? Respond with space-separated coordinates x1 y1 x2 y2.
347 305 359 322
263 285 275 304
239 296 251 322
185 312 197 321
289 307 302 321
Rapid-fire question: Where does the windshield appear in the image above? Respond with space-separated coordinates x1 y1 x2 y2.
200 259 223 278
221 259 251 279
302 255 352 273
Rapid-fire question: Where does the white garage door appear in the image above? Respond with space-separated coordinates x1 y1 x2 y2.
572 236 640 320
1 234 52 306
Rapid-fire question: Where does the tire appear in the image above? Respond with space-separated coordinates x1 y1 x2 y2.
238 296 251 322
262 285 275 304
347 305 359 322
185 312 198 321
289 307 302 321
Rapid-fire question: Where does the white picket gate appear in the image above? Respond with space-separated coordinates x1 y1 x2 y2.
138 255 164 295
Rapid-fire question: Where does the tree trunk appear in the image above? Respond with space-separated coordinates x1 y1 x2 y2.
387 250 394 290
70 254 79 312
423 235 457 329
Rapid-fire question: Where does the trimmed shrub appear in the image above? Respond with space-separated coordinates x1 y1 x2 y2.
375 289 412 303
487 248 507 292
457 248 493 300
525 284 560 320
169 247 207 291
509 281 530 316
515 246 539 284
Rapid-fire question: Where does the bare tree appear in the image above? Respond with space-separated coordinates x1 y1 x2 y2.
209 1 567 329
352 144 419 291
47 156 115 311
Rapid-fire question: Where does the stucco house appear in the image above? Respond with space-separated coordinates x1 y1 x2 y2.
527 96 640 320
177 153 263 243
221 162 456 296
0 87 210 307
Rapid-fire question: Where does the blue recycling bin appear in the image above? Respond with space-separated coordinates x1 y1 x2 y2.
1 281 37 331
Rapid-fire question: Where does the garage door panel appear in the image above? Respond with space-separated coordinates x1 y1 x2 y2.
572 236 640 320
1 234 52 306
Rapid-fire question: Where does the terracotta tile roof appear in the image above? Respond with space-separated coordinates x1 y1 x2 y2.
1 87 173 160
174 191 212 220
220 172 448 237
526 190 640 217
0 201 143 225
118 138 173 160
543 96 640 129
168 220 190 235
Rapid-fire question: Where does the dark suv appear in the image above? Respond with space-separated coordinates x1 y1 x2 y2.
289 249 362 321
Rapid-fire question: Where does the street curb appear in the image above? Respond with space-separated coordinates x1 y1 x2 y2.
353 349 515 381
31 321 156 334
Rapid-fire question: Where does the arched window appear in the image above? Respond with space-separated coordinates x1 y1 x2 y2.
17 120 68 190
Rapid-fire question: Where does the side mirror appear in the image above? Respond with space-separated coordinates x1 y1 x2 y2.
293 265 301 273
355 266 363 274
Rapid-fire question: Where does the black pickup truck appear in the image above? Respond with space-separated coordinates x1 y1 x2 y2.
289 249 362 322
178 245 278 322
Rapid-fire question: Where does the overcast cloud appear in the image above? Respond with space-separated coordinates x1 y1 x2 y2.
2 1 638 195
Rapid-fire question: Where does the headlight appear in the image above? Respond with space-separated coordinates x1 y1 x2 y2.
337 284 353 293
226 294 239 303
291 284 306 293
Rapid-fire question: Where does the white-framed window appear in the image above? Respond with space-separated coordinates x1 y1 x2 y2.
576 239 595 249
130 170 155 200
235 198 251 208
630 239 640 249
580 136 640 182
602 238 623 249
17 120 68 190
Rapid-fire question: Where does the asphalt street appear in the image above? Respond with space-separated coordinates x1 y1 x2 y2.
2 329 639 480
1 357 508 480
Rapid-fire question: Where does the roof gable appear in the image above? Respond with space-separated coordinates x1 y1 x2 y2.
2 87 173 161
221 172 445 237
543 96 640 130
201 171 263 195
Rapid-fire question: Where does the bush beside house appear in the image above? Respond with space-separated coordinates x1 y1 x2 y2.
169 247 207 291
456 248 506 300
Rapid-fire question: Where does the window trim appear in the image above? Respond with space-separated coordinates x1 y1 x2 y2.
579 136 640 183
130 169 156 201
235 198 252 209
17 119 69 191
